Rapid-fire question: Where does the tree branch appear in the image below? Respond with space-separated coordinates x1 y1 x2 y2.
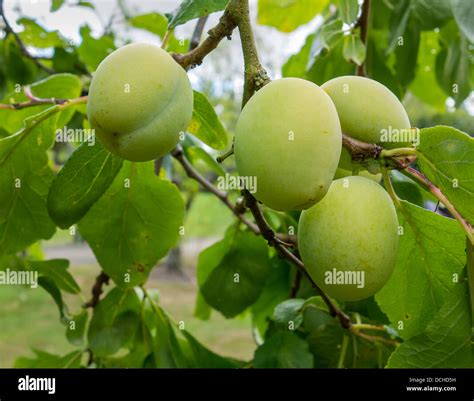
171 145 260 234
233 0 270 107
355 0 370 77
0 0 56 74
84 272 110 308
0 86 72 110
189 15 209 51
342 133 382 162
172 1 240 70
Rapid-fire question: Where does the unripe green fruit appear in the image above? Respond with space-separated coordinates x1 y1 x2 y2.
322 76 411 148
87 43 193 161
234 78 342 211
298 176 399 301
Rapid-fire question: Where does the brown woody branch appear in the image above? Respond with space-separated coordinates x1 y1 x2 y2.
171 145 260 235
355 0 370 77
172 1 239 69
84 272 110 308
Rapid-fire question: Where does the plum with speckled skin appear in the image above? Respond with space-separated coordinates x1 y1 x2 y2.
234 78 342 211
322 76 412 149
87 43 193 162
298 176 399 301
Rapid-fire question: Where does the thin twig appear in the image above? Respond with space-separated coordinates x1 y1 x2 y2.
356 0 370 77
234 0 270 107
171 145 260 234
189 15 209 51
350 327 399 346
171 1 239 70
0 86 71 110
83 272 110 308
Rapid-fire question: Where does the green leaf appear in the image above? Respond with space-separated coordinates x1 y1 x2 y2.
319 19 344 53
176 330 242 368
394 18 420 88
306 41 354 85
409 31 447 110
29 259 80 294
253 332 313 368
78 162 185 287
184 145 225 177
77 25 115 72
66 310 88 346
200 229 273 318
144 300 240 367
390 170 423 207
365 31 402 98
2 36 37 85
170 0 229 29
376 201 466 339
251 259 291 337
76 1 94 9
387 0 411 53
0 109 60 257
188 91 228 150
343 33 366 66
282 33 315 78
306 18 345 65
416 126 474 226
15 349 82 368
338 0 359 25
304 307 344 367
273 298 305 328
410 0 452 30
51 0 66 12
435 21 472 105
128 13 168 38
258 0 329 33
87 288 142 356
387 283 471 367
17 18 64 48
47 141 123 229
38 276 70 322
450 0 474 42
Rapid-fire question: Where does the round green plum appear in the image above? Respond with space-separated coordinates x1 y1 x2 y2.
234 78 342 211
87 43 193 162
322 76 412 148
298 176 399 301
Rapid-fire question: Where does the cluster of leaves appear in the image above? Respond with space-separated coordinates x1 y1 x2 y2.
0 0 473 368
